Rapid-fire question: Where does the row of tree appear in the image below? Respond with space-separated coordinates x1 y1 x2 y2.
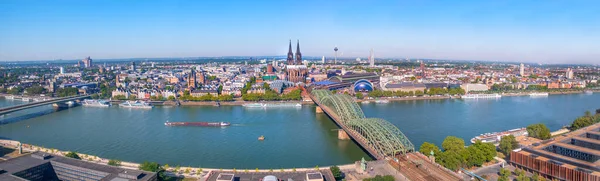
56 87 79 97
242 89 302 101
181 93 234 102
365 87 465 98
571 110 600 130
419 136 496 171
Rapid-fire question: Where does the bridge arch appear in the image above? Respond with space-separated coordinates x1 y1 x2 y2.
311 90 415 157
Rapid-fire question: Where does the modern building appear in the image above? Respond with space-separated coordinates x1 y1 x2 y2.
510 123 600 181
131 62 136 71
566 68 574 79
59 67 64 74
0 152 157 181
82 56 92 68
353 79 374 92
520 63 525 76
384 82 426 92
369 48 375 67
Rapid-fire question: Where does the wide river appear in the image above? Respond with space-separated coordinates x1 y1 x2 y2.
1 93 599 168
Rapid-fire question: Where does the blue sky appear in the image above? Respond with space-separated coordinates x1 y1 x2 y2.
0 0 599 63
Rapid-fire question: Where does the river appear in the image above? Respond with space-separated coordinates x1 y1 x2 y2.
1 93 599 168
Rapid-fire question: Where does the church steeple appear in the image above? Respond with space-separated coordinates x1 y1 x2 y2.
287 40 294 65
295 40 302 65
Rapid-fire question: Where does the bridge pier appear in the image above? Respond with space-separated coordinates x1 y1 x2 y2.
338 129 350 140
315 106 323 113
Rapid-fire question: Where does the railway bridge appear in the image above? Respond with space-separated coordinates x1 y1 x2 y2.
310 89 414 160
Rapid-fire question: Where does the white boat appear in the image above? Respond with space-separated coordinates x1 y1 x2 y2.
243 103 266 108
585 90 593 95
82 99 111 107
461 94 502 99
22 98 31 102
471 127 528 145
119 101 153 109
264 103 302 107
529 92 549 97
5 96 15 100
361 101 370 104
375 99 390 104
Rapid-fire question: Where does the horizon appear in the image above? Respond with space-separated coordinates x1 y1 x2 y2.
1 0 599 64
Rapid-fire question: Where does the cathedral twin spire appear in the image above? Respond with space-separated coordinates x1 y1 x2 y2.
287 40 302 65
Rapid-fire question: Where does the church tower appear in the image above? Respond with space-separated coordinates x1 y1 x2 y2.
295 40 302 65
287 40 294 65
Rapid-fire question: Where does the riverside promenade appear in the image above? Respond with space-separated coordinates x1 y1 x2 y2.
0 139 410 180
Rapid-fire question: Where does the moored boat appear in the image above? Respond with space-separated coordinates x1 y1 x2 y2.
375 99 390 104
585 90 593 95
470 127 528 145
119 101 153 109
461 93 502 99
82 99 111 107
529 92 549 97
243 103 265 108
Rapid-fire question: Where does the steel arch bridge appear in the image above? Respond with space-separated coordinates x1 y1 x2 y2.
311 90 415 157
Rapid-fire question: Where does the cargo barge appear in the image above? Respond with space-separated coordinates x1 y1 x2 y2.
164 121 230 127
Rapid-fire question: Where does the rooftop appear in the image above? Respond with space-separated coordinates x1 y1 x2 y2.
0 151 156 181
515 123 600 173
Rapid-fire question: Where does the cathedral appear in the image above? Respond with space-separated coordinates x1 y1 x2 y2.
286 40 308 83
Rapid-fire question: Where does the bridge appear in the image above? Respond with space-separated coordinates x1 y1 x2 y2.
310 89 414 159
0 95 91 115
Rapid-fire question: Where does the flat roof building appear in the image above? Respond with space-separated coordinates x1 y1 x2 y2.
510 123 600 181
0 152 157 181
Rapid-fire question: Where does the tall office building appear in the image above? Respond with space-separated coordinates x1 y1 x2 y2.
131 62 136 71
520 63 525 76
566 68 574 79
82 56 92 68
59 67 64 74
322 56 325 64
369 48 375 67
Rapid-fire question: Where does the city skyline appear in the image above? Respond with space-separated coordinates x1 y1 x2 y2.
1 0 599 63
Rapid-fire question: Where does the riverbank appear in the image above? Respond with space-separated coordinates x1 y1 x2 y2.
0 139 355 179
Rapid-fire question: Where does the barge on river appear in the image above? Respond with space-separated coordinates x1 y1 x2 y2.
164 121 230 127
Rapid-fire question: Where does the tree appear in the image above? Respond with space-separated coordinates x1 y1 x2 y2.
419 142 440 156
25 86 46 95
516 169 530 181
167 95 175 101
8 87 23 95
65 151 81 160
465 146 485 167
526 123 551 140
437 151 463 171
138 161 161 172
499 135 519 155
108 159 121 166
498 168 511 181
356 92 364 99
442 136 465 152
472 141 497 162
330 165 343 180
